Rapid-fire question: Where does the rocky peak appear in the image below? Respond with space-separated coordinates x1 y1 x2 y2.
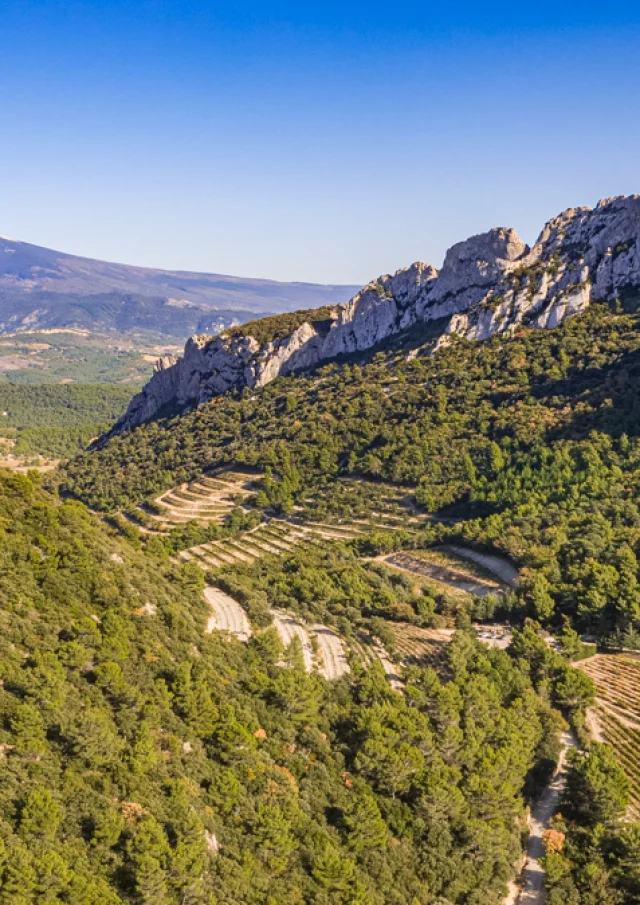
107 196 640 438
439 227 528 283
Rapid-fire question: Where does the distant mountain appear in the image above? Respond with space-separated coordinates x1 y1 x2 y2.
0 236 359 337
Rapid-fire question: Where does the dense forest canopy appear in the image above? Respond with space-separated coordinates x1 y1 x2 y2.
0 296 637 902
0 383 134 457
0 470 590 904
63 303 640 637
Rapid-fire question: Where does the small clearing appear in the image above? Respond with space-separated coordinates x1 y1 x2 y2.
382 551 503 597
444 544 519 587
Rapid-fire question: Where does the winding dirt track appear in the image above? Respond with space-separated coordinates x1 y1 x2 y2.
203 587 252 641
506 730 576 905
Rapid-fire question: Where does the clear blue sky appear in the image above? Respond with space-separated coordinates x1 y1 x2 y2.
2 1 640 284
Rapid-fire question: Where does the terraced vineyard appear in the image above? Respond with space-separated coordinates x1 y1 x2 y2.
143 469 262 530
178 518 367 571
301 478 423 529
577 653 640 819
204 586 252 641
203 586 402 686
381 548 513 598
271 610 352 679
120 470 424 534
391 622 454 670
168 475 425 571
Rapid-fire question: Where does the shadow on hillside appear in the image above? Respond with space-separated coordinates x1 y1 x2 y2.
487 344 640 440
543 347 640 440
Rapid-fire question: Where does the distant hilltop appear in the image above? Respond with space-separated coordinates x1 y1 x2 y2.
111 195 640 435
0 236 359 338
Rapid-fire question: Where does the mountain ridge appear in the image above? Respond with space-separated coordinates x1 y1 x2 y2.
0 235 359 337
110 195 640 436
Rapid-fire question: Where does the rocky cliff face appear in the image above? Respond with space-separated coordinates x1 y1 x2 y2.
111 196 640 436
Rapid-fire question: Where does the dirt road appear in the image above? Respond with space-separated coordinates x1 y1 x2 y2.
507 730 576 904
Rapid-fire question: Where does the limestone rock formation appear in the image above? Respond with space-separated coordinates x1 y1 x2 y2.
110 196 640 436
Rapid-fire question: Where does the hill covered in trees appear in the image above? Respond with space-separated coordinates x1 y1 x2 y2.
1 277 638 901
0 469 604 904
64 299 640 639
0 383 135 458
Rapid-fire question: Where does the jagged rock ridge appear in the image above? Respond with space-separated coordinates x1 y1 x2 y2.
112 196 640 435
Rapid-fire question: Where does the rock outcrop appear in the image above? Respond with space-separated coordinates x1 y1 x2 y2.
110 196 640 436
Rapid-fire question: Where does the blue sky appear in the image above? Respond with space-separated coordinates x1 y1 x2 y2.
1 1 639 283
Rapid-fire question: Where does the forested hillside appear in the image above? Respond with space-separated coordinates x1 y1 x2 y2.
0 384 134 458
64 302 640 637
0 470 582 904
1 297 637 903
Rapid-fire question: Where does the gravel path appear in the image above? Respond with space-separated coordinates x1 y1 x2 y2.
204 587 252 641
508 730 576 904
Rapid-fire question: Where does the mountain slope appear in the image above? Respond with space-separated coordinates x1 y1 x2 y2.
64 297 640 636
0 470 563 905
0 236 359 337
111 196 640 434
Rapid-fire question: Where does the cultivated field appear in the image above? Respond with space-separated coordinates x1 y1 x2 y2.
577 653 640 819
120 471 426 543
382 550 507 597
391 622 454 670
203 587 401 686
148 469 261 529
179 519 365 571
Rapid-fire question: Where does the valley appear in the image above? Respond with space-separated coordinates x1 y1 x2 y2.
0 328 175 385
